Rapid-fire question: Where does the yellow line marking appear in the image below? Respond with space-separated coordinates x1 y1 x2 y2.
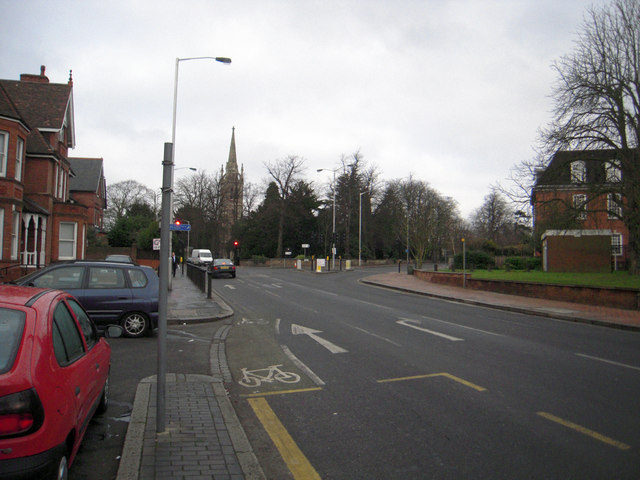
537 412 631 451
241 387 323 398
248 397 322 480
377 372 486 392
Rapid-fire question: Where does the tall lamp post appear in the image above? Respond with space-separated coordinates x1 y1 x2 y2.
317 167 338 270
158 55 231 435
359 190 367 267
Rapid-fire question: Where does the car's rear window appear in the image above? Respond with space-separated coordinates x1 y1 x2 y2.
88 267 126 289
0 308 26 374
127 268 148 288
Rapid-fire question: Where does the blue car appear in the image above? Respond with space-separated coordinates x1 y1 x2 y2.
13 261 159 338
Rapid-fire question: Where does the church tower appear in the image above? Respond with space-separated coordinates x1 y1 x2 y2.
220 127 244 257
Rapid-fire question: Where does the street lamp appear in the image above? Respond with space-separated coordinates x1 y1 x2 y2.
359 190 367 267
317 167 339 270
158 55 231 434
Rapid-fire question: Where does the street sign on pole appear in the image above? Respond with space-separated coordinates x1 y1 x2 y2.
170 224 191 231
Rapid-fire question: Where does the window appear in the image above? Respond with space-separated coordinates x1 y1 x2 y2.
88 266 126 288
571 161 586 183
0 308 26 374
30 266 84 289
127 268 148 288
15 137 24 181
573 194 587 220
10 211 19 260
605 161 621 183
58 222 77 260
67 299 97 349
0 131 7 176
608 193 622 219
52 302 85 365
611 233 623 256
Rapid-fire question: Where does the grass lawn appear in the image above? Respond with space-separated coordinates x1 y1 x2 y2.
462 269 640 289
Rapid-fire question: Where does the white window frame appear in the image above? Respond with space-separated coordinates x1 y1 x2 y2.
570 161 586 183
607 193 622 219
58 222 77 260
611 233 623 256
15 137 24 182
0 130 8 177
605 161 621 183
11 211 19 260
573 194 587 220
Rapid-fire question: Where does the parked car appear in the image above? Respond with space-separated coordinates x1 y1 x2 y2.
188 249 213 266
210 258 236 278
0 284 121 480
104 254 135 264
12 261 158 338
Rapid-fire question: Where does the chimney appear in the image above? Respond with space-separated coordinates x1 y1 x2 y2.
20 65 50 83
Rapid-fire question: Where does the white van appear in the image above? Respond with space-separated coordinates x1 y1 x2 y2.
188 249 213 265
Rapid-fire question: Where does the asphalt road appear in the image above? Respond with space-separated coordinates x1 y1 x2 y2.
220 266 640 479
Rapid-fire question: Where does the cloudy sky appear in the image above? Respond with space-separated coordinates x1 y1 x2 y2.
1 0 607 218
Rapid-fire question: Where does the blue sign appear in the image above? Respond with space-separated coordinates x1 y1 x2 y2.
170 224 191 231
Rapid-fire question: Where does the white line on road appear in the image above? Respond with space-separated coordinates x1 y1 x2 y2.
291 324 349 353
281 344 326 386
224 284 236 290
397 318 464 342
346 324 402 347
576 353 640 372
420 315 505 337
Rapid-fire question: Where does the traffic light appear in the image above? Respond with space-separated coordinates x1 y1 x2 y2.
174 219 181 226
233 240 239 248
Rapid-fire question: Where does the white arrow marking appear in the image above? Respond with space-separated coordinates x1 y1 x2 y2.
397 318 464 342
224 285 236 290
291 324 348 354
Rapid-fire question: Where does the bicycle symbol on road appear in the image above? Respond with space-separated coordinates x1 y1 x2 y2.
238 364 301 388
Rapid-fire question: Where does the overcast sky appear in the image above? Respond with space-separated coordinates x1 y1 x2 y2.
2 0 607 218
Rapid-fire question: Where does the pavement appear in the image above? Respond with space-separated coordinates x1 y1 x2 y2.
115 268 640 480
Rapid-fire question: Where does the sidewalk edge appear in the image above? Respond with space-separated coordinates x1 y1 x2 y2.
115 381 150 480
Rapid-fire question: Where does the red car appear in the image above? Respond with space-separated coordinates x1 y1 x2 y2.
0 285 120 480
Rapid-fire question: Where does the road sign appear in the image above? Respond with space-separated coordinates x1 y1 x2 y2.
170 224 191 231
153 238 161 250
301 243 310 248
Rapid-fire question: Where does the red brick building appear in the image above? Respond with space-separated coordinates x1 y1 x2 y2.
531 149 630 271
0 66 105 280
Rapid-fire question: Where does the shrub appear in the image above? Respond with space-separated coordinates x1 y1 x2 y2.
251 255 268 264
504 256 542 271
453 250 494 270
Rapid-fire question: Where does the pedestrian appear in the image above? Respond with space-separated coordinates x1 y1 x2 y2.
171 251 177 277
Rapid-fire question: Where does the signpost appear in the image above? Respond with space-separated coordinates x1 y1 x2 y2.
170 224 191 231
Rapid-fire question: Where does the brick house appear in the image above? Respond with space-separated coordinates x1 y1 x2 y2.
0 66 103 280
69 157 107 231
531 149 630 271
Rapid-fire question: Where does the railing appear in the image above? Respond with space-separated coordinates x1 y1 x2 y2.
186 262 213 298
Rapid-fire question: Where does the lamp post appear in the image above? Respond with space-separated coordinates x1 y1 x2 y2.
359 190 367 267
317 167 338 270
158 55 230 435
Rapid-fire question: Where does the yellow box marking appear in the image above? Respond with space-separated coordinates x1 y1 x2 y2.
377 372 486 392
538 412 631 451
248 397 322 480
241 387 323 398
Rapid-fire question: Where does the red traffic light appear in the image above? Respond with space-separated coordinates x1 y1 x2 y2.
233 240 239 247
174 220 181 226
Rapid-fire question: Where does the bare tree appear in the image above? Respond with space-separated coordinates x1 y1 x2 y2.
105 180 154 229
471 189 514 244
264 155 306 258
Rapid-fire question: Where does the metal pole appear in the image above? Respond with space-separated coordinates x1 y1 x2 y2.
332 170 336 270
157 142 173 433
462 238 466 288
359 191 363 267
167 58 180 291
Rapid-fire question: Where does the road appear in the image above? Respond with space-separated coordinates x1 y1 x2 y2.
220 266 640 479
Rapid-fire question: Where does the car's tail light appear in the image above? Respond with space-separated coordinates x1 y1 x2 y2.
0 389 44 438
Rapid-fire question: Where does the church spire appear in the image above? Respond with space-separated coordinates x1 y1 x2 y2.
226 126 238 174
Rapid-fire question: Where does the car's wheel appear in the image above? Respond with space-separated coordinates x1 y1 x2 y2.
51 448 69 480
96 374 109 415
121 312 149 338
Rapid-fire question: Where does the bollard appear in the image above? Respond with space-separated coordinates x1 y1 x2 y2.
207 270 212 299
